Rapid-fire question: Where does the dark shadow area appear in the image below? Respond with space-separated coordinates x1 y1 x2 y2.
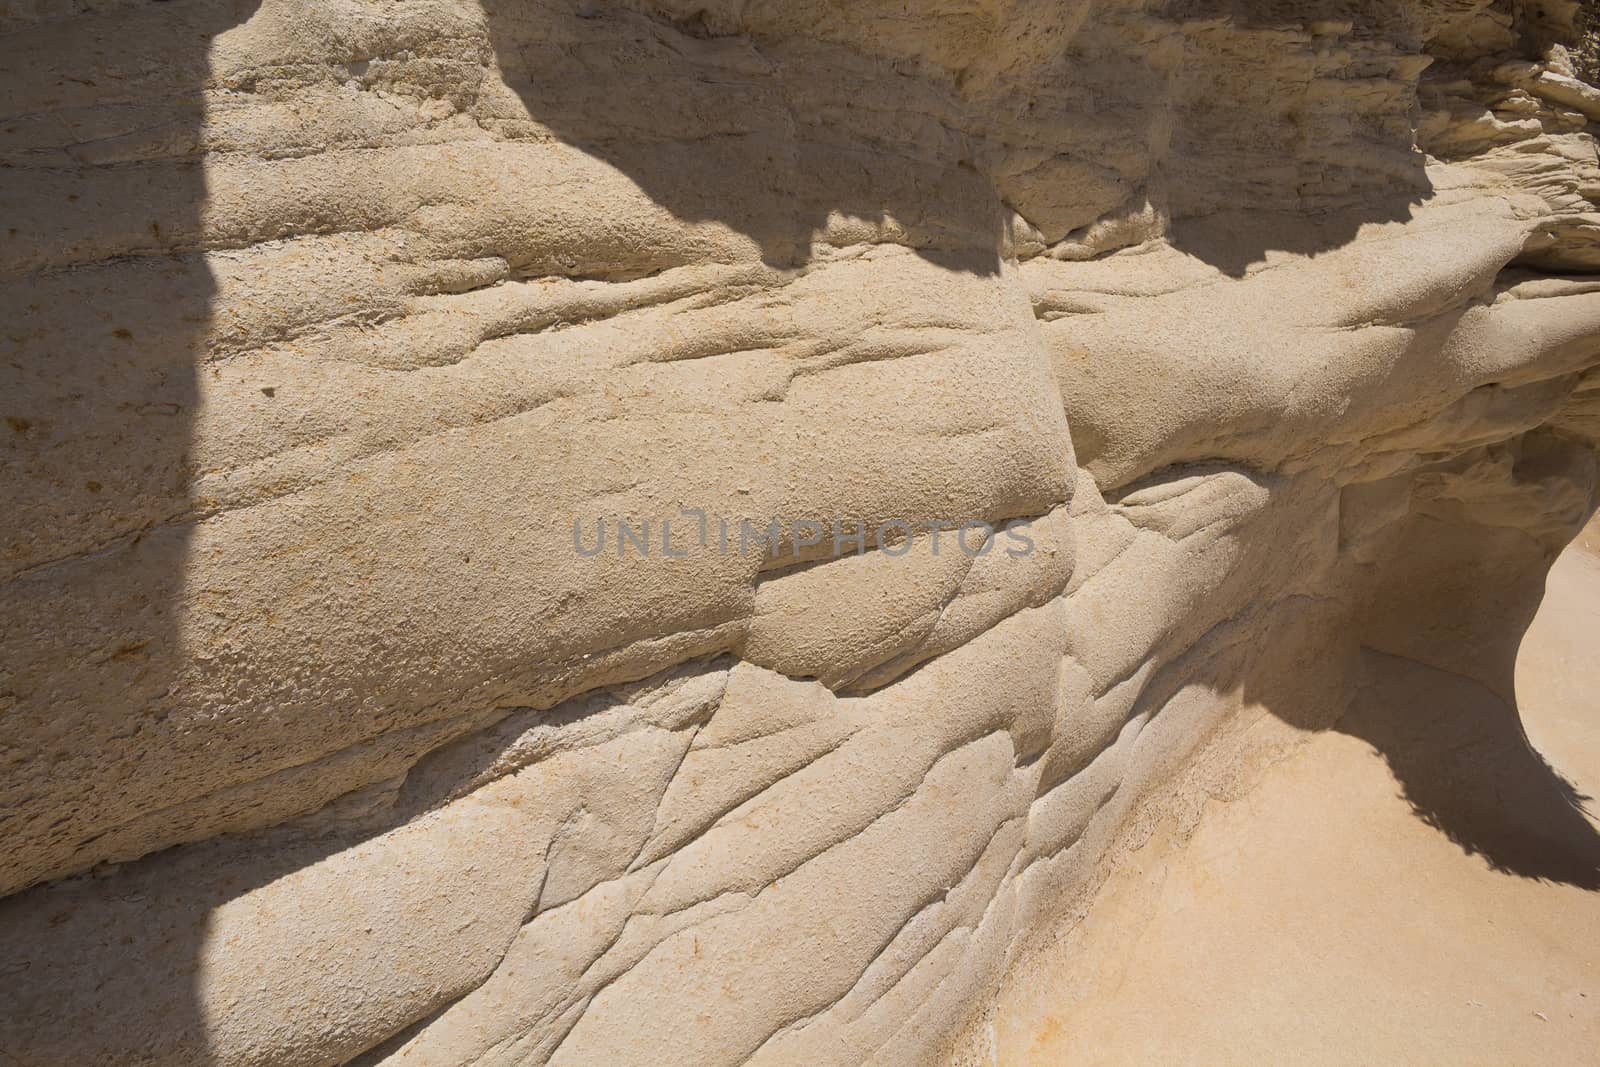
1104 450 1600 891
0 0 259 1061
0 652 726 1064
1343 646 1600 889
0 0 266 889
478 0 1003 275
1165 588 1600 892
1166 197 1431 279
478 0 1441 281
1152 0 1440 275
1327 436 1600 888
0 813 367 1064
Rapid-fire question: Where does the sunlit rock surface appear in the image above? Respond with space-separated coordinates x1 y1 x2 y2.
3 1 1599 1063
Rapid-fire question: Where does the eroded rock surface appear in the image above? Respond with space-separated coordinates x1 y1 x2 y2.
2 1 1599 1063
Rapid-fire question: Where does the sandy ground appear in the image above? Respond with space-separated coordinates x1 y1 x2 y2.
994 540 1600 1065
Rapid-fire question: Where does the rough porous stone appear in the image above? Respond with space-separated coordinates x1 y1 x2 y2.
2 1 1599 1063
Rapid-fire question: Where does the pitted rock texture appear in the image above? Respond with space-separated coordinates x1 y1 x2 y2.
3 1 1600 1064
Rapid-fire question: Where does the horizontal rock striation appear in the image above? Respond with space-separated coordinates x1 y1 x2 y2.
2 0 1598 1063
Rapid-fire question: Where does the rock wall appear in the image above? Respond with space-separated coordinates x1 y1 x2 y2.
3 1 1599 1063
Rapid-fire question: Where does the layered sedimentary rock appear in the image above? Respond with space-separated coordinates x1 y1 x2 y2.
3 0 1599 1063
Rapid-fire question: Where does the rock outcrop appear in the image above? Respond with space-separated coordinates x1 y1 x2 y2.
3 1 1598 1063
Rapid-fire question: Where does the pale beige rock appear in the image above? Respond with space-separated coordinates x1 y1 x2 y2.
2 0 1599 1064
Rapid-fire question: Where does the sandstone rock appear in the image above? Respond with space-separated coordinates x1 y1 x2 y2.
2 0 1598 1064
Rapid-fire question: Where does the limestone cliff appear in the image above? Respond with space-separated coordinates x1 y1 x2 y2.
2 1 1598 1063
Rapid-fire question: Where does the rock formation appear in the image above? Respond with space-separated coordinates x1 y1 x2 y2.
2 0 1598 1063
